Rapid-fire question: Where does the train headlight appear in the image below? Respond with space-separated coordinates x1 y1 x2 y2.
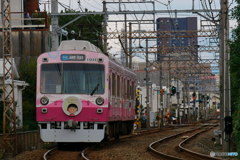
40 96 49 105
96 97 104 106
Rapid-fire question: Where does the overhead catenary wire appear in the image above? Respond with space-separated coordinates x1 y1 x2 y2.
82 0 102 10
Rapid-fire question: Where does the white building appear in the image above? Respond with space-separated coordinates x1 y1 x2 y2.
139 84 168 112
0 59 28 129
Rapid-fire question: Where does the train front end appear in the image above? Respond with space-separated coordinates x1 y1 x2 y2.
36 41 109 143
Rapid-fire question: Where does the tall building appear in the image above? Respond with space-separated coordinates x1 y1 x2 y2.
156 17 198 61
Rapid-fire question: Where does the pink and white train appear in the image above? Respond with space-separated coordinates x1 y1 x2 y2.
36 40 136 143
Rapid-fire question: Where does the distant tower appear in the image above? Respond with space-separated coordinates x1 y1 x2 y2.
132 57 140 70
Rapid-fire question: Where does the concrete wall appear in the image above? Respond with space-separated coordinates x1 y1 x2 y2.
0 31 50 68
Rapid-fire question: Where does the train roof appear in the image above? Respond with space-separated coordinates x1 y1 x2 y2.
57 40 103 53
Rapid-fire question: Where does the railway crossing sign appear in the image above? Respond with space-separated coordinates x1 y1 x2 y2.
160 89 164 95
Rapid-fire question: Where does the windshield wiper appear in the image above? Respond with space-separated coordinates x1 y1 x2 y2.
90 83 100 96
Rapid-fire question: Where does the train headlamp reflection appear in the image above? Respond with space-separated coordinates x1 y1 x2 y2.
96 97 104 106
40 96 49 105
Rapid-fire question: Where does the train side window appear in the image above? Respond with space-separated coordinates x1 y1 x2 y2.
117 75 120 97
109 75 111 96
112 73 115 96
127 80 130 99
122 77 124 99
131 81 134 100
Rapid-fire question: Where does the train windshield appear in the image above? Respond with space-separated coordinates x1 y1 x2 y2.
41 63 105 94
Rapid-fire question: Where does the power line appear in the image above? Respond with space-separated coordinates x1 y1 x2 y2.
82 0 102 10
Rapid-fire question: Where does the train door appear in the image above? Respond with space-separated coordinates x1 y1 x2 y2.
121 77 125 118
112 72 116 117
116 74 121 118
123 77 127 118
108 72 112 117
126 79 130 117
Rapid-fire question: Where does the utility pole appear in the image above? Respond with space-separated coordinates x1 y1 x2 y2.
146 39 150 129
221 0 231 152
177 79 180 124
125 13 128 67
187 76 190 123
209 93 211 116
2 0 17 157
103 0 108 55
159 52 163 127
129 23 132 69
193 76 196 121
168 55 172 124
183 81 186 124
51 0 59 51
204 92 207 119
204 71 207 119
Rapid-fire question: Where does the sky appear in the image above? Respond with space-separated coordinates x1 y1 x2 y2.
39 0 237 67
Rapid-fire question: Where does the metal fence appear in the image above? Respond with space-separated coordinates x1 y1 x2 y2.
0 12 49 31
0 130 56 155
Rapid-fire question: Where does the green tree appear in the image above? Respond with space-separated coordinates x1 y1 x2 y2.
58 9 104 53
19 58 38 130
228 0 240 154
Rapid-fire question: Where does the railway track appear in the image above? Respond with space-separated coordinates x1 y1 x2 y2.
43 147 57 160
44 120 218 159
149 124 221 160
81 124 194 160
179 127 223 160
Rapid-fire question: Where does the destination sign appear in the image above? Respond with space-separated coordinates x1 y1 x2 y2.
61 54 85 61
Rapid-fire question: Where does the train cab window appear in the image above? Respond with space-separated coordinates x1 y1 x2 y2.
112 73 116 96
117 75 120 97
127 80 130 99
63 64 104 94
41 64 62 94
41 63 105 94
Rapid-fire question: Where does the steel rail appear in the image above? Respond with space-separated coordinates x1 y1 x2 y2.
148 125 214 160
82 147 90 160
81 124 193 160
43 147 57 160
179 125 223 160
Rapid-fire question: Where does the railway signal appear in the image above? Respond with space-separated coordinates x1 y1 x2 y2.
171 86 176 95
192 93 196 100
224 116 233 134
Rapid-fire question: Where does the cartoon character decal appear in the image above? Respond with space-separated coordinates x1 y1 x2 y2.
62 96 82 116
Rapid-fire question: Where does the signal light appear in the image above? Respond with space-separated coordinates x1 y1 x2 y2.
172 86 176 95
225 116 233 134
